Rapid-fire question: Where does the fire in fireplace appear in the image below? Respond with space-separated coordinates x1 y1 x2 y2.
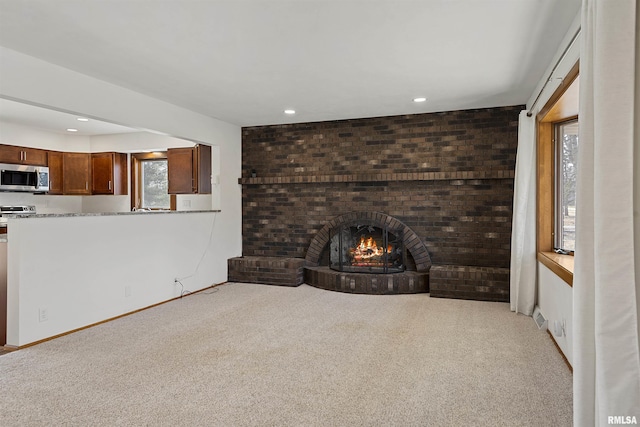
330 224 405 273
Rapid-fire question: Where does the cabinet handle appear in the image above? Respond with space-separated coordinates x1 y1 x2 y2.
108 180 112 190
23 151 27 161
86 182 88 190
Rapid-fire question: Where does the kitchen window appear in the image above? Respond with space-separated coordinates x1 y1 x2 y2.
131 152 175 210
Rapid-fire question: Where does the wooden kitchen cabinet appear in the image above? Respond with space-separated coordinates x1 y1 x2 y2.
91 152 127 195
167 145 211 194
0 144 48 166
63 152 91 195
47 151 64 195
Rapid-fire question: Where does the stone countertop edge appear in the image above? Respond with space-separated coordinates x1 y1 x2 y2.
6 210 221 219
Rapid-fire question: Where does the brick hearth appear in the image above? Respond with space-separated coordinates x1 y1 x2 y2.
305 267 428 295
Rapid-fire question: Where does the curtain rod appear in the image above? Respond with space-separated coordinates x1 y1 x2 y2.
526 27 581 117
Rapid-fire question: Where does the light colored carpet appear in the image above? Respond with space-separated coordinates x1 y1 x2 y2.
0 283 572 426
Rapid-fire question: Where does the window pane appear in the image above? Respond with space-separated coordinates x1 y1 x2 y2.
556 120 578 252
141 160 169 209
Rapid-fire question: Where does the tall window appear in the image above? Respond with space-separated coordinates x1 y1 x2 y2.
555 119 578 253
536 61 579 285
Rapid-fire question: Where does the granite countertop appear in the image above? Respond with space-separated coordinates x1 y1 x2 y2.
6 210 221 219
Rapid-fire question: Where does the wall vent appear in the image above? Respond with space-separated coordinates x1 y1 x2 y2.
533 306 548 331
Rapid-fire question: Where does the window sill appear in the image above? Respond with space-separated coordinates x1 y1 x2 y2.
538 251 574 286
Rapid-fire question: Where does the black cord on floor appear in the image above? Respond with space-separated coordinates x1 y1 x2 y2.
176 281 226 298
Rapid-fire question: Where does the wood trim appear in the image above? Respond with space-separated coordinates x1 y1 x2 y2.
130 151 171 210
4 282 229 351
536 59 579 285
538 252 573 286
537 121 554 253
547 329 573 373
130 155 138 210
537 61 580 121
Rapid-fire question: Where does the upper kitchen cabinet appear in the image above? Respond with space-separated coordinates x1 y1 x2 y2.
62 152 91 195
0 144 48 166
167 145 211 194
91 152 127 195
47 151 64 195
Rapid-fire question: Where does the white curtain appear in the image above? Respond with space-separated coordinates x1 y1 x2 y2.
510 111 537 315
574 0 640 425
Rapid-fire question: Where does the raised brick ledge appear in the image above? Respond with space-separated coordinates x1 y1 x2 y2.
228 256 306 287
238 170 514 185
305 266 429 295
429 265 509 302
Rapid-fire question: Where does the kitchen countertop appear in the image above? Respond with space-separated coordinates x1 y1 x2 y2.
5 209 221 220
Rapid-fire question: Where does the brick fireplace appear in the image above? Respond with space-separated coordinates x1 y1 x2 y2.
303 211 430 294
236 105 521 301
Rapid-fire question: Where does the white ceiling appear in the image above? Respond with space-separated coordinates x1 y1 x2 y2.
0 0 581 127
0 98 139 136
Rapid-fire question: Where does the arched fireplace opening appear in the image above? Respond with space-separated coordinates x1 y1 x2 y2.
305 212 431 294
330 222 405 274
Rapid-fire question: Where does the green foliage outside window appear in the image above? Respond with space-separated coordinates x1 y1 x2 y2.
142 160 170 209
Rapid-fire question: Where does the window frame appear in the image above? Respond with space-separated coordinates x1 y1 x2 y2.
553 118 578 254
130 152 176 211
536 61 579 286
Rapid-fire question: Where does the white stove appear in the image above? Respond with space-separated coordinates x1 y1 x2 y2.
0 205 37 230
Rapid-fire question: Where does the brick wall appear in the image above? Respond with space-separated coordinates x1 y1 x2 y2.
240 106 521 297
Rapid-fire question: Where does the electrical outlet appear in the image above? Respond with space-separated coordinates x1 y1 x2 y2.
182 199 191 208
125 285 132 297
38 308 48 323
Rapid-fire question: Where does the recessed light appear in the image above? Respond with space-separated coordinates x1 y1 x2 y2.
413 97 427 103
66 128 78 132
77 117 89 122
284 109 296 115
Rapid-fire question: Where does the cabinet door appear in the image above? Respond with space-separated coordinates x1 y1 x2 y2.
21 147 48 166
91 152 127 195
195 144 212 194
48 151 64 195
0 145 24 164
91 153 115 194
0 145 47 166
63 153 91 195
167 147 195 194
167 145 211 194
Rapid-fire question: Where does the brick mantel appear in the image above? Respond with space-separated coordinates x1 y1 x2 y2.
238 170 514 185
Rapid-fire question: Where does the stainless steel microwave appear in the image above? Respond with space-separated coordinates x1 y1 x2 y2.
0 163 50 193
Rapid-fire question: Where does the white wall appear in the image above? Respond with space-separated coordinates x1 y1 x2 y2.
526 12 580 364
89 132 193 153
0 193 83 214
6 212 222 346
538 264 573 365
0 120 91 152
0 46 242 346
